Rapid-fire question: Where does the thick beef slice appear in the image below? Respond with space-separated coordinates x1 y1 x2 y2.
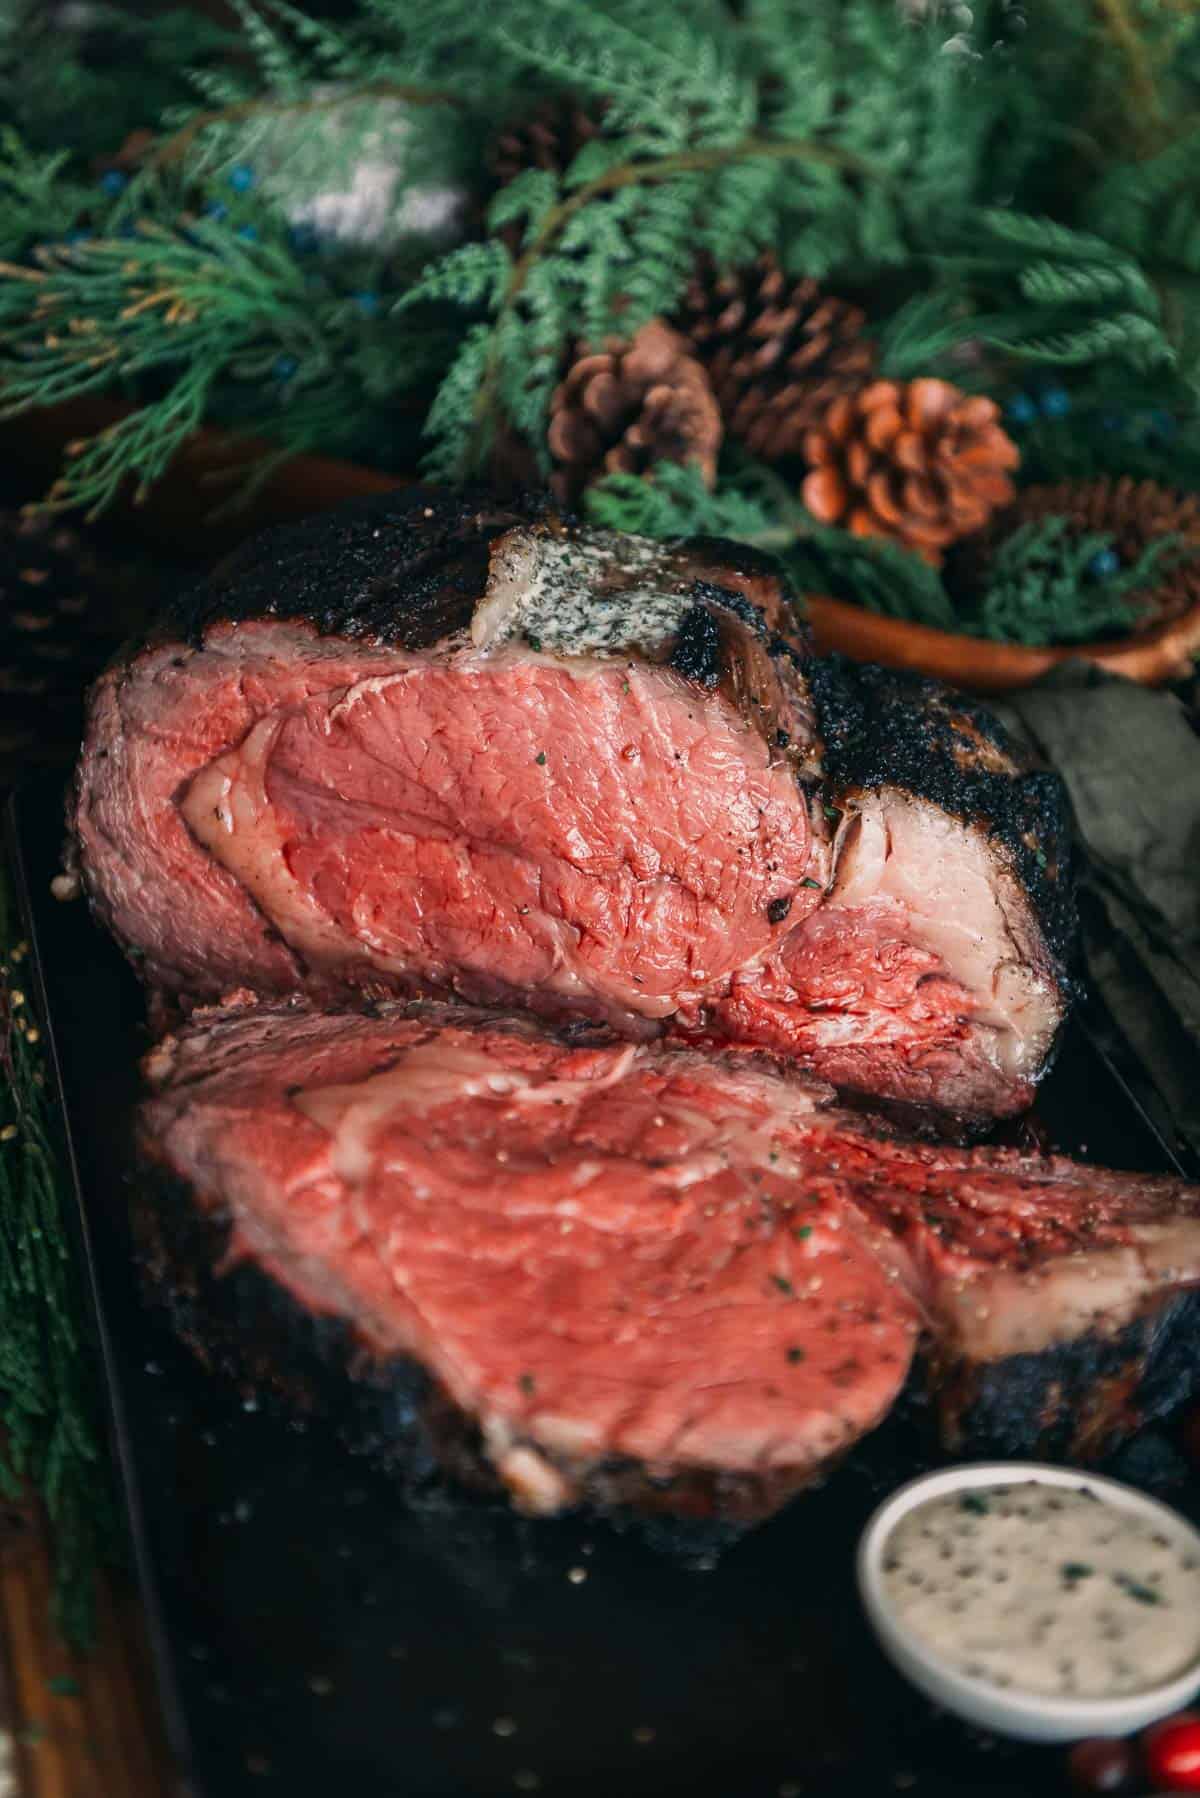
75 487 1072 1116
139 1006 1200 1520
140 1005 920 1519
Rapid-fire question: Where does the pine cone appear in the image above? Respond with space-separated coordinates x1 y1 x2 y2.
802 378 1019 565
489 99 605 190
547 321 723 506
675 254 876 462
984 477 1200 627
487 100 608 251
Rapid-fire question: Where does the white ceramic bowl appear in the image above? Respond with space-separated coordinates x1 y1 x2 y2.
857 1462 1200 1744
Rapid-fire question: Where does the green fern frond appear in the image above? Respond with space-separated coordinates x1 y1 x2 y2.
396 239 511 313
487 169 561 244
420 321 496 478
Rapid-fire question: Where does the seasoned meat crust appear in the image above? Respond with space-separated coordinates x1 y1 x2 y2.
74 486 1073 1117
808 657 1074 976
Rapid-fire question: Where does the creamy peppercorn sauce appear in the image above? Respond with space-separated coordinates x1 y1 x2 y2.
881 1483 1200 1699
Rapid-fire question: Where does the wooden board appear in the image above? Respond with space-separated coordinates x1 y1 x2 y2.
0 1491 172 1798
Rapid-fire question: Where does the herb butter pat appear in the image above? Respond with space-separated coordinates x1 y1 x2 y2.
881 1481 1200 1700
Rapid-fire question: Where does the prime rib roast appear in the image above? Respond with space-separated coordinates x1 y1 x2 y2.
139 1001 1200 1523
69 485 1200 1524
72 487 1073 1119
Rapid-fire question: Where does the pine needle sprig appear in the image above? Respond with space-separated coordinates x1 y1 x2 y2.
0 210 416 514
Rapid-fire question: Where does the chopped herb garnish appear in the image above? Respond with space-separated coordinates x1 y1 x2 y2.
794 1224 813 1240
518 1373 536 1396
1034 848 1048 870
801 877 823 890
786 1346 806 1364
766 895 793 924
1114 1573 1162 1605
958 1492 990 1515
526 633 542 652
535 751 547 766
1061 1562 1094 1582
771 1274 795 1296
824 804 842 823
48 1675 81 1698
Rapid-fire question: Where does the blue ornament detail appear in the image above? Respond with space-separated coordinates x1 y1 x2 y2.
353 290 381 318
203 201 228 222
1006 393 1036 426
228 164 256 192
99 169 128 197
236 224 259 242
1088 548 1121 580
273 354 299 381
1040 385 1070 418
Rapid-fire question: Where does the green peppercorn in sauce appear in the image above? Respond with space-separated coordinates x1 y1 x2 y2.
881 1482 1200 1699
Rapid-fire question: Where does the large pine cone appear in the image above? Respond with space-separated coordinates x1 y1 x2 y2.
676 254 876 462
547 321 723 507
802 378 1019 565
988 476 1200 627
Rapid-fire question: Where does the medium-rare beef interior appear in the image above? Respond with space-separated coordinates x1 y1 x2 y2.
74 487 1072 1118
138 1003 1200 1523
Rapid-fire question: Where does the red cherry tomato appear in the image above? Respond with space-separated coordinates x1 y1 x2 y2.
1144 1713 1200 1792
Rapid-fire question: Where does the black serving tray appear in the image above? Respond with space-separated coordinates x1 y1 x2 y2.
9 772 1199 1798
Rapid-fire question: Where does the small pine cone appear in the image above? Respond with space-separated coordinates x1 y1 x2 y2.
991 477 1200 626
802 378 1019 565
675 254 876 462
547 321 723 507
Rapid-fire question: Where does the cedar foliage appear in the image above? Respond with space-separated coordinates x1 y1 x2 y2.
0 0 1196 516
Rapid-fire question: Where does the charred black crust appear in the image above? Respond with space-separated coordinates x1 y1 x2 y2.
688 578 768 638
669 604 723 688
160 486 550 652
157 488 814 674
809 657 1076 976
133 1160 808 1522
940 1291 1200 1461
133 1165 437 1469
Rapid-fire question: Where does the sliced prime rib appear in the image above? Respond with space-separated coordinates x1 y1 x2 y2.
73 487 1073 1118
137 1003 1200 1523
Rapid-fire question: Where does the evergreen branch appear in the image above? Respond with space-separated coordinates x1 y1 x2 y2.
963 514 1184 645
463 134 882 471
